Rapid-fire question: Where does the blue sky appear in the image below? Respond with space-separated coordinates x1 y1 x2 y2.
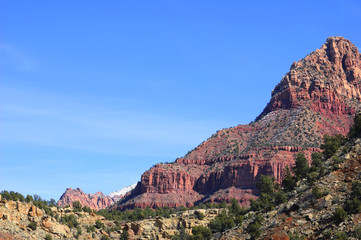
1 0 361 200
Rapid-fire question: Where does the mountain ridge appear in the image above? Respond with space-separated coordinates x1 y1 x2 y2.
118 36 361 209
57 185 136 210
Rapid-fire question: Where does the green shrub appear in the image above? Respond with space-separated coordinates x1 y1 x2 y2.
354 226 361 239
60 214 79 228
312 186 323 199
310 152 325 176
348 113 361 139
229 198 244 215
82 206 92 213
251 175 277 212
86 225 96 232
100 235 110 240
282 166 296 191
334 231 348 240
333 207 348 223
331 156 343 168
120 228 130 240
209 210 234 232
288 231 305 240
351 181 361 199
274 190 287 204
345 198 361 214
192 226 212 239
194 211 204 220
95 219 105 229
247 214 263 240
321 134 345 159
293 153 309 179
28 221 37 230
44 234 52 240
257 175 275 195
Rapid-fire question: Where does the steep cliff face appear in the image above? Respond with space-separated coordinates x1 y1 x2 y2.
57 188 115 210
119 37 361 209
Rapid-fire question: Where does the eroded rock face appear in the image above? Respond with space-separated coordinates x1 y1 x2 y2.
57 188 115 210
119 37 361 209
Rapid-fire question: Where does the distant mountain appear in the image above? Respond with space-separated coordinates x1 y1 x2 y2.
57 185 136 210
118 36 361 209
109 184 137 201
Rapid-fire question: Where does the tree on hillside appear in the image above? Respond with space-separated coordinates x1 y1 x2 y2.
321 134 345 159
348 113 361 139
293 153 309 179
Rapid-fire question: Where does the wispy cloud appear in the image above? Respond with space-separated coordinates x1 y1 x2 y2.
0 84 223 157
0 43 39 71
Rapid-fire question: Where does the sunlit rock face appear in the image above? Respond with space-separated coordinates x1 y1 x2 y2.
118 37 361 209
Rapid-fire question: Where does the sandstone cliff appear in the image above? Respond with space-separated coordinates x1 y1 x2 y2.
119 37 361 209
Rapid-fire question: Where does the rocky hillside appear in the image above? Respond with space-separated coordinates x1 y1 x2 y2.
0 194 107 239
220 129 361 239
119 36 361 209
0 194 222 239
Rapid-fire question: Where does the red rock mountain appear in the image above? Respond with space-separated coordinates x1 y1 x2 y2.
117 37 361 209
57 188 115 210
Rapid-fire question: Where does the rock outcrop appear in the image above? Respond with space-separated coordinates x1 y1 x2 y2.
119 37 361 209
0 197 71 239
57 188 115 210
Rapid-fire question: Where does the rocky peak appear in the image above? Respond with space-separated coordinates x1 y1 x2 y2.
258 36 361 120
57 188 115 210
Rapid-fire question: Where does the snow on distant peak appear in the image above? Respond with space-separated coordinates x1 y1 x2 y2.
109 183 137 198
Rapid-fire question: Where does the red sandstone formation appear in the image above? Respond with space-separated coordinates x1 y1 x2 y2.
118 37 361 209
57 188 115 210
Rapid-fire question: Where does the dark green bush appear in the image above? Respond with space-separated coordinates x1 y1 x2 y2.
44 234 52 240
28 221 37 230
192 226 212 239
95 219 105 229
321 134 345 159
348 113 361 139
257 175 275 195
293 153 309 179
60 214 79 228
345 198 361 214
82 206 92 213
312 186 323 199
351 181 361 199
274 190 287 205
354 226 361 239
72 201 82 212
288 231 305 240
334 231 348 240
282 166 296 191
310 152 325 176
100 235 110 240
209 210 235 232
194 211 204 220
247 214 263 240
120 228 130 240
333 207 348 223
